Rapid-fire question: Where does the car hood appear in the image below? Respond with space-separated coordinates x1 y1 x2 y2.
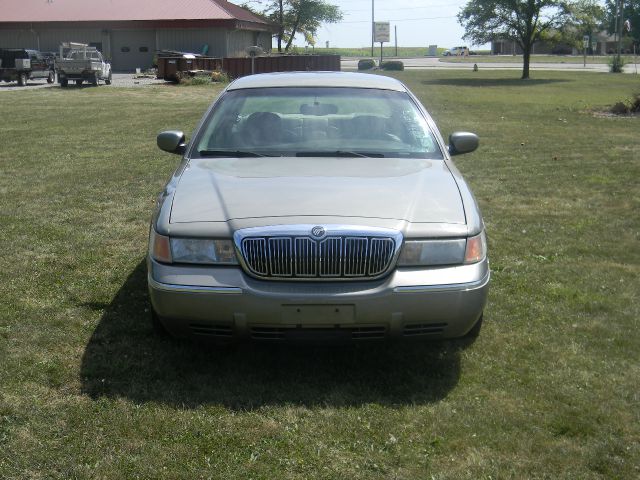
169 157 466 224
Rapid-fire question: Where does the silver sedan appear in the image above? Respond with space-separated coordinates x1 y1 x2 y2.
148 71 489 342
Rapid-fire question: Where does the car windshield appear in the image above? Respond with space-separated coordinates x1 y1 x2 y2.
194 87 444 159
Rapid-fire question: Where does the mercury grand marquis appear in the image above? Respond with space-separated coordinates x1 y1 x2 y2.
148 71 489 342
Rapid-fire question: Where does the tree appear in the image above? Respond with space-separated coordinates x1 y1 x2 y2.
603 0 639 51
254 0 342 53
550 0 604 52
458 0 572 79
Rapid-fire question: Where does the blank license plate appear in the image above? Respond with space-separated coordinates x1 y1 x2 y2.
282 305 355 325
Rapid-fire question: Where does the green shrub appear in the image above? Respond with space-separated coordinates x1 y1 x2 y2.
609 56 626 73
357 59 377 70
381 60 404 71
211 71 229 83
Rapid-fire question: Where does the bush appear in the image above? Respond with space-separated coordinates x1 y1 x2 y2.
381 60 404 71
211 71 229 83
609 56 626 73
357 59 376 70
178 74 211 86
610 93 640 114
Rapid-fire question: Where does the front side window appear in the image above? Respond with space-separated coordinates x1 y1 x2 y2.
194 87 443 159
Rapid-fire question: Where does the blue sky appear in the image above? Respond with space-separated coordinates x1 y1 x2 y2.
286 0 481 49
316 0 469 48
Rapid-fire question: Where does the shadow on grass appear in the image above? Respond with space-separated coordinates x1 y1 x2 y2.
80 260 469 410
421 77 571 87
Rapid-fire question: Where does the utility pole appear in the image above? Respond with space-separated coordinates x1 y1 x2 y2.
395 25 398 56
371 0 375 57
617 0 623 63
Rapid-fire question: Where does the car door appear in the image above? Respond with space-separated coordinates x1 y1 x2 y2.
29 52 46 78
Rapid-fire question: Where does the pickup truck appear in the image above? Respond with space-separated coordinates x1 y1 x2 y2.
55 43 112 87
0 49 55 86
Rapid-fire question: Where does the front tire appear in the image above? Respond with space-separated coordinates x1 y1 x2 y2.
75 79 83 86
104 72 112 85
47 71 55 84
91 74 98 86
17 72 27 86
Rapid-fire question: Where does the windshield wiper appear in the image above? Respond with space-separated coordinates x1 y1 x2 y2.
295 151 385 158
198 150 273 157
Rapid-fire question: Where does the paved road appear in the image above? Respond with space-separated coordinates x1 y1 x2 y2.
341 56 639 73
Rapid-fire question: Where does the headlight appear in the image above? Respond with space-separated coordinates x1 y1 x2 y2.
397 231 486 267
149 230 238 265
398 239 466 266
170 238 238 264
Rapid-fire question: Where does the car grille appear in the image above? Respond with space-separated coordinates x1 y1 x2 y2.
240 234 397 280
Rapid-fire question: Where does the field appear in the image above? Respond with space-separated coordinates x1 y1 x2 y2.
441 54 639 64
1 70 639 478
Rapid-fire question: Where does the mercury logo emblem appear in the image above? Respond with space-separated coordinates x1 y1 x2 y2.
311 226 326 238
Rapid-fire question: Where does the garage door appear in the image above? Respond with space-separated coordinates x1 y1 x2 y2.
111 29 155 72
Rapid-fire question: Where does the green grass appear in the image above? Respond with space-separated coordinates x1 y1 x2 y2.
1 71 639 478
441 54 640 64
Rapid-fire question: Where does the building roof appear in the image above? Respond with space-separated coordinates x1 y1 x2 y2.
227 72 408 92
0 0 268 25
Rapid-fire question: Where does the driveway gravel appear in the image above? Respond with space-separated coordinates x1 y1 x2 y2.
0 73 169 92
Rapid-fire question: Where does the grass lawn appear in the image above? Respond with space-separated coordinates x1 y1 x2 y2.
441 54 639 64
1 70 639 479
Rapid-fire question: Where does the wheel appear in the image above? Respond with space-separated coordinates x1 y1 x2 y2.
47 71 55 84
464 314 484 339
91 74 98 86
60 78 68 88
17 72 27 86
75 79 83 86
104 72 112 85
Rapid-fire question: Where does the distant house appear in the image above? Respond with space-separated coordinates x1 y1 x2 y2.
0 0 275 71
491 31 619 56
491 39 574 55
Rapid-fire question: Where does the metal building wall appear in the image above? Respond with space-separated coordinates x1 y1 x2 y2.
1 24 272 70
111 29 156 71
0 29 38 49
0 28 107 55
226 29 256 57
156 28 228 57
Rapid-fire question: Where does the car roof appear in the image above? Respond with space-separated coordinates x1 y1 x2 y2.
226 71 408 92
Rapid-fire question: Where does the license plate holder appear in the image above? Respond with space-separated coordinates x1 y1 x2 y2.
282 305 355 325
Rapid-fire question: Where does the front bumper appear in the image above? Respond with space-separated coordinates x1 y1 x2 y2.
147 257 490 342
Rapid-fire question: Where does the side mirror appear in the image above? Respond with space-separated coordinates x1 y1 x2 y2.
448 132 479 156
157 130 186 155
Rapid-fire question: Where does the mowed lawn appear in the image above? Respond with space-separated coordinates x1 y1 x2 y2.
0 70 638 479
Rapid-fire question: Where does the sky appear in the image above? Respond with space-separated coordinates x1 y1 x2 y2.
314 0 471 49
264 0 481 50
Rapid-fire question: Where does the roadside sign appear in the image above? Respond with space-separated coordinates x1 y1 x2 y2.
583 35 589 48
374 22 390 43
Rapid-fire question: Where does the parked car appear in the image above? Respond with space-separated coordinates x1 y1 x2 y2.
0 49 55 86
442 46 469 57
55 42 111 87
148 72 489 342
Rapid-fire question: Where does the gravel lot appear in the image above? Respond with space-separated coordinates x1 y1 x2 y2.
0 73 169 92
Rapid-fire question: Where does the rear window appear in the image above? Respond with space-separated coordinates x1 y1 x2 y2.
194 87 443 159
